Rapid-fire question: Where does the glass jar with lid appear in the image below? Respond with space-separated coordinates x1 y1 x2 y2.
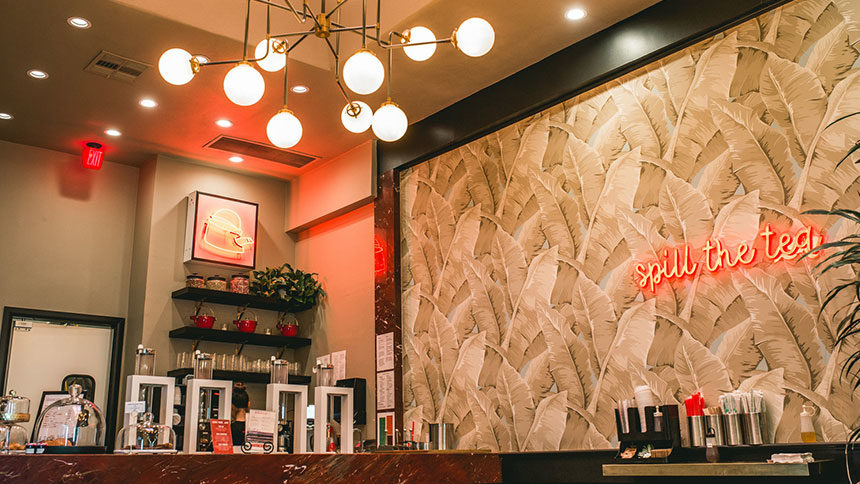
0 390 30 423
186 273 205 288
0 423 28 453
205 275 227 291
230 274 250 294
134 344 156 376
115 412 177 454
31 384 105 452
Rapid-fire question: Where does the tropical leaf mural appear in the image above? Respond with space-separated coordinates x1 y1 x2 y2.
400 0 860 450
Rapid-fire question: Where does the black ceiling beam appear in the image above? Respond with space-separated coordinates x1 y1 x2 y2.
377 0 788 173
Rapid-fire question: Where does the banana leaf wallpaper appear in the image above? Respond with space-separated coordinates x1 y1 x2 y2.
399 0 860 451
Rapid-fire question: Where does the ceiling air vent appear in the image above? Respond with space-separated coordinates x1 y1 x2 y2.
205 135 317 168
84 51 150 82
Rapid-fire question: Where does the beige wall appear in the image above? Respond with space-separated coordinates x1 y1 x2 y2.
0 140 377 439
128 155 295 408
295 203 376 437
287 141 375 232
400 0 860 450
0 140 138 317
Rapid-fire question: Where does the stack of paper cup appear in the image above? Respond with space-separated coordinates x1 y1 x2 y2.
634 385 656 432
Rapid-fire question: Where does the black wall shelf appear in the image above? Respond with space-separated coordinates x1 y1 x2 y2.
171 287 314 313
168 326 311 349
167 368 310 385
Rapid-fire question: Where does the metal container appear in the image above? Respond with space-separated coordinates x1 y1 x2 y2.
687 415 706 447
134 345 156 376
724 414 743 446
428 423 455 450
0 391 29 423
742 412 764 445
704 414 725 446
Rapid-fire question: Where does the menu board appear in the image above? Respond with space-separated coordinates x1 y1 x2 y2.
210 419 233 454
376 332 394 371
376 371 395 410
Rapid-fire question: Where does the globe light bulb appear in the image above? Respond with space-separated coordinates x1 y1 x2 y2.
454 17 495 57
372 101 407 142
402 26 437 62
158 48 195 85
223 62 265 106
255 38 286 72
341 101 373 133
343 49 384 95
266 109 303 148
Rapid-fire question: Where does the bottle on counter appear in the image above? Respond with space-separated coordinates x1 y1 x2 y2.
326 423 337 453
800 404 817 443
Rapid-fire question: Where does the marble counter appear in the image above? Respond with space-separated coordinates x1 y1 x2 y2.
0 452 502 484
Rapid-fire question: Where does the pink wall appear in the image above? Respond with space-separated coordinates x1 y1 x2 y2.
287 141 374 233
294 203 376 435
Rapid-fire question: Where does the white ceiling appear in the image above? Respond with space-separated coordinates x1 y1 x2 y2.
0 0 658 179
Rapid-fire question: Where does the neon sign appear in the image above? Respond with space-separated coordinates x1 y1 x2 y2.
202 208 255 259
184 192 259 269
633 224 824 292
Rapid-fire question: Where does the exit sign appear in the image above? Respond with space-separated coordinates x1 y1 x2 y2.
82 142 104 170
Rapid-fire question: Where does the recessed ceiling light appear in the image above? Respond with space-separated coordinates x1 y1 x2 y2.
229 156 244 163
139 98 157 108
290 85 309 94
27 69 48 79
194 55 210 65
67 17 92 29
104 128 122 137
565 7 587 20
0 113 12 120
215 119 233 128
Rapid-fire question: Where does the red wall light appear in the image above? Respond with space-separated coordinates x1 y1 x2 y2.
82 142 104 170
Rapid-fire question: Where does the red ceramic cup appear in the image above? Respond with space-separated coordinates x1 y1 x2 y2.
190 315 215 329
277 323 299 337
233 319 257 333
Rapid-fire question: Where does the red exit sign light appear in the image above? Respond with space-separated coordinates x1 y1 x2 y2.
82 142 104 170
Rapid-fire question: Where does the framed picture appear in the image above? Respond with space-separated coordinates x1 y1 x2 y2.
183 191 259 269
32 391 73 442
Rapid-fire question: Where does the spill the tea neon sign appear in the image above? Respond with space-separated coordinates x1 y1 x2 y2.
633 224 825 292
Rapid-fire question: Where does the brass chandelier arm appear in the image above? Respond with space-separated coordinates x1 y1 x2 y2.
252 0 308 24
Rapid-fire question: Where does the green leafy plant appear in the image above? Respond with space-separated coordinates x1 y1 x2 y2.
803 113 860 445
250 263 325 310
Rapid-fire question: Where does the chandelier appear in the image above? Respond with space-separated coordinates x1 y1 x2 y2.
157 0 495 148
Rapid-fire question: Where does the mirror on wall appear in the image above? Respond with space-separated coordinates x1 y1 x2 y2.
0 307 124 449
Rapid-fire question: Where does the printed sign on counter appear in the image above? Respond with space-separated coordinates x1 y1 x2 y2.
376 332 394 371
210 419 233 454
244 410 277 453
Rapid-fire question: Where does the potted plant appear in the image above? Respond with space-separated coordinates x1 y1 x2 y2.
804 112 860 444
250 263 325 312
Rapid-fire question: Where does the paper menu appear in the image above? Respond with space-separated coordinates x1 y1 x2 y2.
210 419 233 454
332 350 346 382
376 332 394 371
245 410 277 451
36 404 81 442
376 370 395 410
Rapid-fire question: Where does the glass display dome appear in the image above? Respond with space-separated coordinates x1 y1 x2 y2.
115 412 176 454
0 424 27 453
31 384 105 450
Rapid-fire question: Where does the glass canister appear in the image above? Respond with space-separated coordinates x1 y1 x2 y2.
115 412 177 453
205 275 227 291
230 274 250 294
31 384 105 449
314 361 335 387
134 345 156 376
0 390 30 423
193 352 214 379
270 358 290 384
0 424 28 453
186 273 205 288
